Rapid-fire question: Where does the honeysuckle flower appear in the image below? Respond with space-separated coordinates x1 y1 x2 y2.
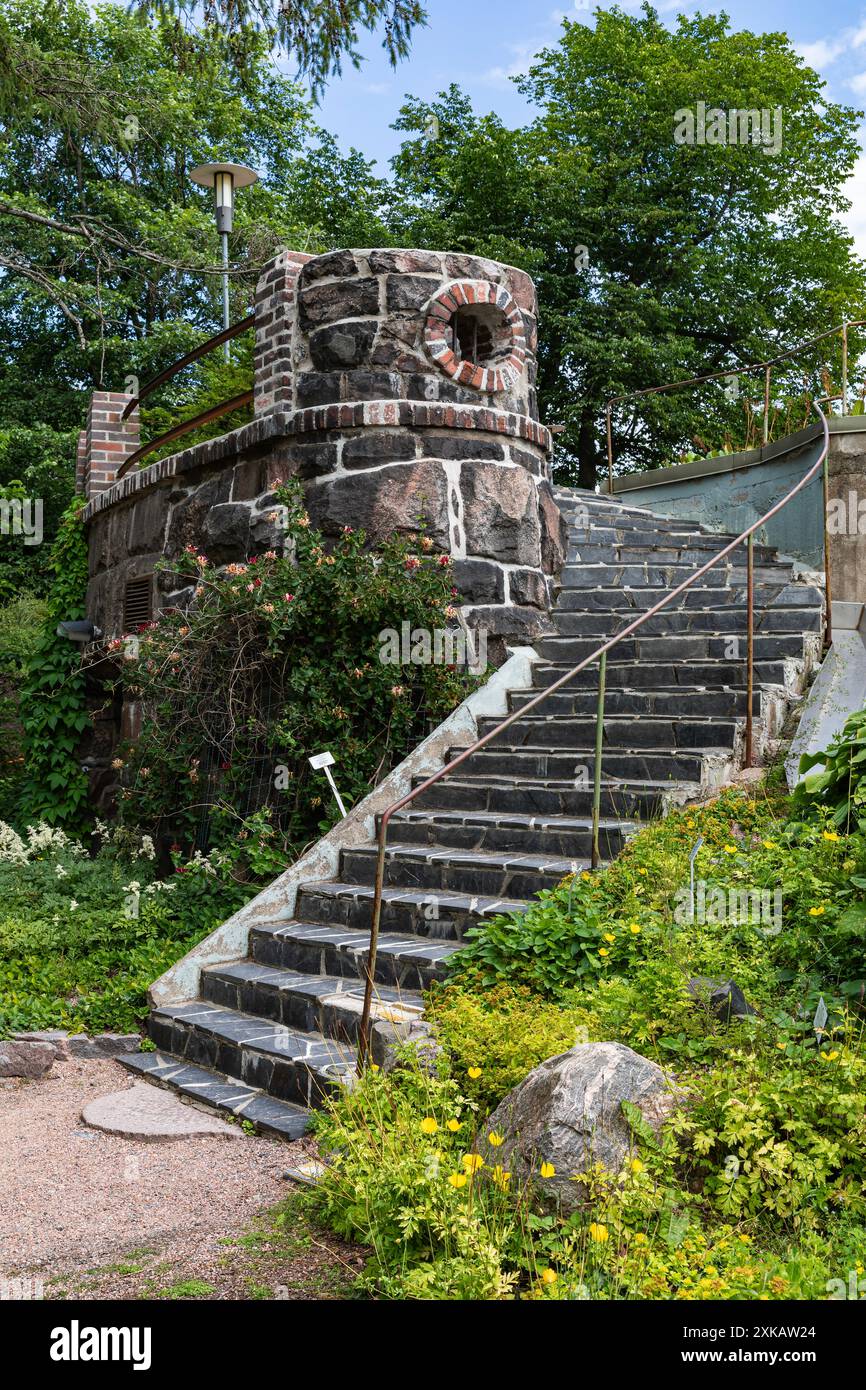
588 1223 609 1243
448 1172 467 1188
420 1117 438 1134
405 555 421 571
540 1161 555 1178
296 514 310 527
541 1269 557 1285
488 1131 504 1147
467 1066 482 1079
420 535 433 551
111 757 124 770
462 1153 483 1173
437 554 451 566
390 685 405 697
284 593 294 602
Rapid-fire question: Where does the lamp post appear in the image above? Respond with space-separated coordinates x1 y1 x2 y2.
189 161 259 360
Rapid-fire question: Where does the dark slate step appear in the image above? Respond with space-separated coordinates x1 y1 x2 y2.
473 714 740 751
386 808 635 858
201 959 424 1044
568 537 778 563
536 632 813 664
118 1050 311 1140
407 775 670 820
558 564 790 589
508 686 759 718
148 1001 356 1109
294 878 526 939
530 659 791 690
552 607 822 637
249 919 459 989
448 745 718 783
339 843 583 898
555 582 823 612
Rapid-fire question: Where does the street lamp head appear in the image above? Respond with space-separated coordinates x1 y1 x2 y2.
190 161 259 234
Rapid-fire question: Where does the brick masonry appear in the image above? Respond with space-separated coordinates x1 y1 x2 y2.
84 247 565 654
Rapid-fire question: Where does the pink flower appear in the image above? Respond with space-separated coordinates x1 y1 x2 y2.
405 556 421 571
284 593 295 602
438 554 451 567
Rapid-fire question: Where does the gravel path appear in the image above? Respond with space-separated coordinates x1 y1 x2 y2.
0 1058 320 1287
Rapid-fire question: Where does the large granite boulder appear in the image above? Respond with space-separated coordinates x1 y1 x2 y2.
0 1040 55 1078
480 1041 680 1211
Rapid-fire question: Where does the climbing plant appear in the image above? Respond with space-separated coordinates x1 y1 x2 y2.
17 496 90 828
111 483 477 854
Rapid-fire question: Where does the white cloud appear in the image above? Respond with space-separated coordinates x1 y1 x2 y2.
842 147 866 261
363 82 391 95
795 38 846 69
849 71 866 95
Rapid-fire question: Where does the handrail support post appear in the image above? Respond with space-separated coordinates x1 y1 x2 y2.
591 651 607 870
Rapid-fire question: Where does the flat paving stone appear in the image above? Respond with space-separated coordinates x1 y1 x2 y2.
81 1082 244 1141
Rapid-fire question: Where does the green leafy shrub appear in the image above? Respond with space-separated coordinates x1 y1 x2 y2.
0 819 253 1037
0 591 46 819
793 705 866 833
18 497 90 829
112 482 476 852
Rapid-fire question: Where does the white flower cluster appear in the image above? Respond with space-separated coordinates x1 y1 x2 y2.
0 821 86 864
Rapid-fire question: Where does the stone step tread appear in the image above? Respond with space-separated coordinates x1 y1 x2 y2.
415 773 699 792
153 1000 358 1072
249 918 460 964
390 808 636 832
297 879 533 916
346 843 588 874
118 1050 311 1139
203 959 425 1017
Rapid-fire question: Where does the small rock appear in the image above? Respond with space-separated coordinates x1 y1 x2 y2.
66 1033 142 1059
0 1041 55 1078
688 977 756 1022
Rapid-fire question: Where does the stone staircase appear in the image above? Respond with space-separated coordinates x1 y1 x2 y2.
121 486 824 1137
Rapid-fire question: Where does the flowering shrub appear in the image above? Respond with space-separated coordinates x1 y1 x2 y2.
110 482 475 854
0 819 254 1037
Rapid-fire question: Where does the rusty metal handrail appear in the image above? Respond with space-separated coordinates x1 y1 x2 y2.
121 314 254 421
356 401 831 1064
116 390 254 478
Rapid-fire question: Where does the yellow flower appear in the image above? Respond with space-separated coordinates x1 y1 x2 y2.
629 923 641 935
588 1223 609 1243
638 868 647 876
599 948 609 957
630 1158 644 1174
603 932 615 943
823 831 839 842
809 906 825 917
488 1130 504 1147
448 1172 467 1188
820 1050 839 1062
737 1233 752 1245
541 1268 558 1285
540 1161 556 1178
686 820 695 829
491 1165 511 1189
446 1119 460 1132
762 839 777 849
463 1153 484 1173
421 1117 438 1135
723 844 737 854
467 1066 482 1079
581 871 592 881
633 1232 647 1245
369 1063 380 1073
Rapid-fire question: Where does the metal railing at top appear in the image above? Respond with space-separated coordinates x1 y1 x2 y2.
115 313 255 479
356 398 832 1065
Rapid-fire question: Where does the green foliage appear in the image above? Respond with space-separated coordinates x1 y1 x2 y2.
0 819 253 1038
17 497 90 828
426 978 594 1112
793 705 866 834
112 483 475 852
0 591 46 819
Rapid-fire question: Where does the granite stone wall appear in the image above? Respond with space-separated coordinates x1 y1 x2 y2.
83 247 564 655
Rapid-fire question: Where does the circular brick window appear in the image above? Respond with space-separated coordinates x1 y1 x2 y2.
424 279 526 393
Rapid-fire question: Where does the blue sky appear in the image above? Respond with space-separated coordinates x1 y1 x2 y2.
307 1 866 252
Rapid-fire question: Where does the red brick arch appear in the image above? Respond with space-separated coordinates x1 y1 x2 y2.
423 279 527 393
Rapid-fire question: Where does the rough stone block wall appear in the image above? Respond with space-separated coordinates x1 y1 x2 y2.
84 247 564 656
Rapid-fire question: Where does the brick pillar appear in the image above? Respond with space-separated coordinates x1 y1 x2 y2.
75 429 88 495
85 392 140 499
253 248 314 415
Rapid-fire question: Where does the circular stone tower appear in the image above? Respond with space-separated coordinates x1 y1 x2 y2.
270 247 564 656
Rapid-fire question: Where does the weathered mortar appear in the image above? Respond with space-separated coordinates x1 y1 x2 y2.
83 246 563 654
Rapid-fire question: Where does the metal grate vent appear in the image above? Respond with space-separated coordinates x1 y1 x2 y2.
123 575 153 631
